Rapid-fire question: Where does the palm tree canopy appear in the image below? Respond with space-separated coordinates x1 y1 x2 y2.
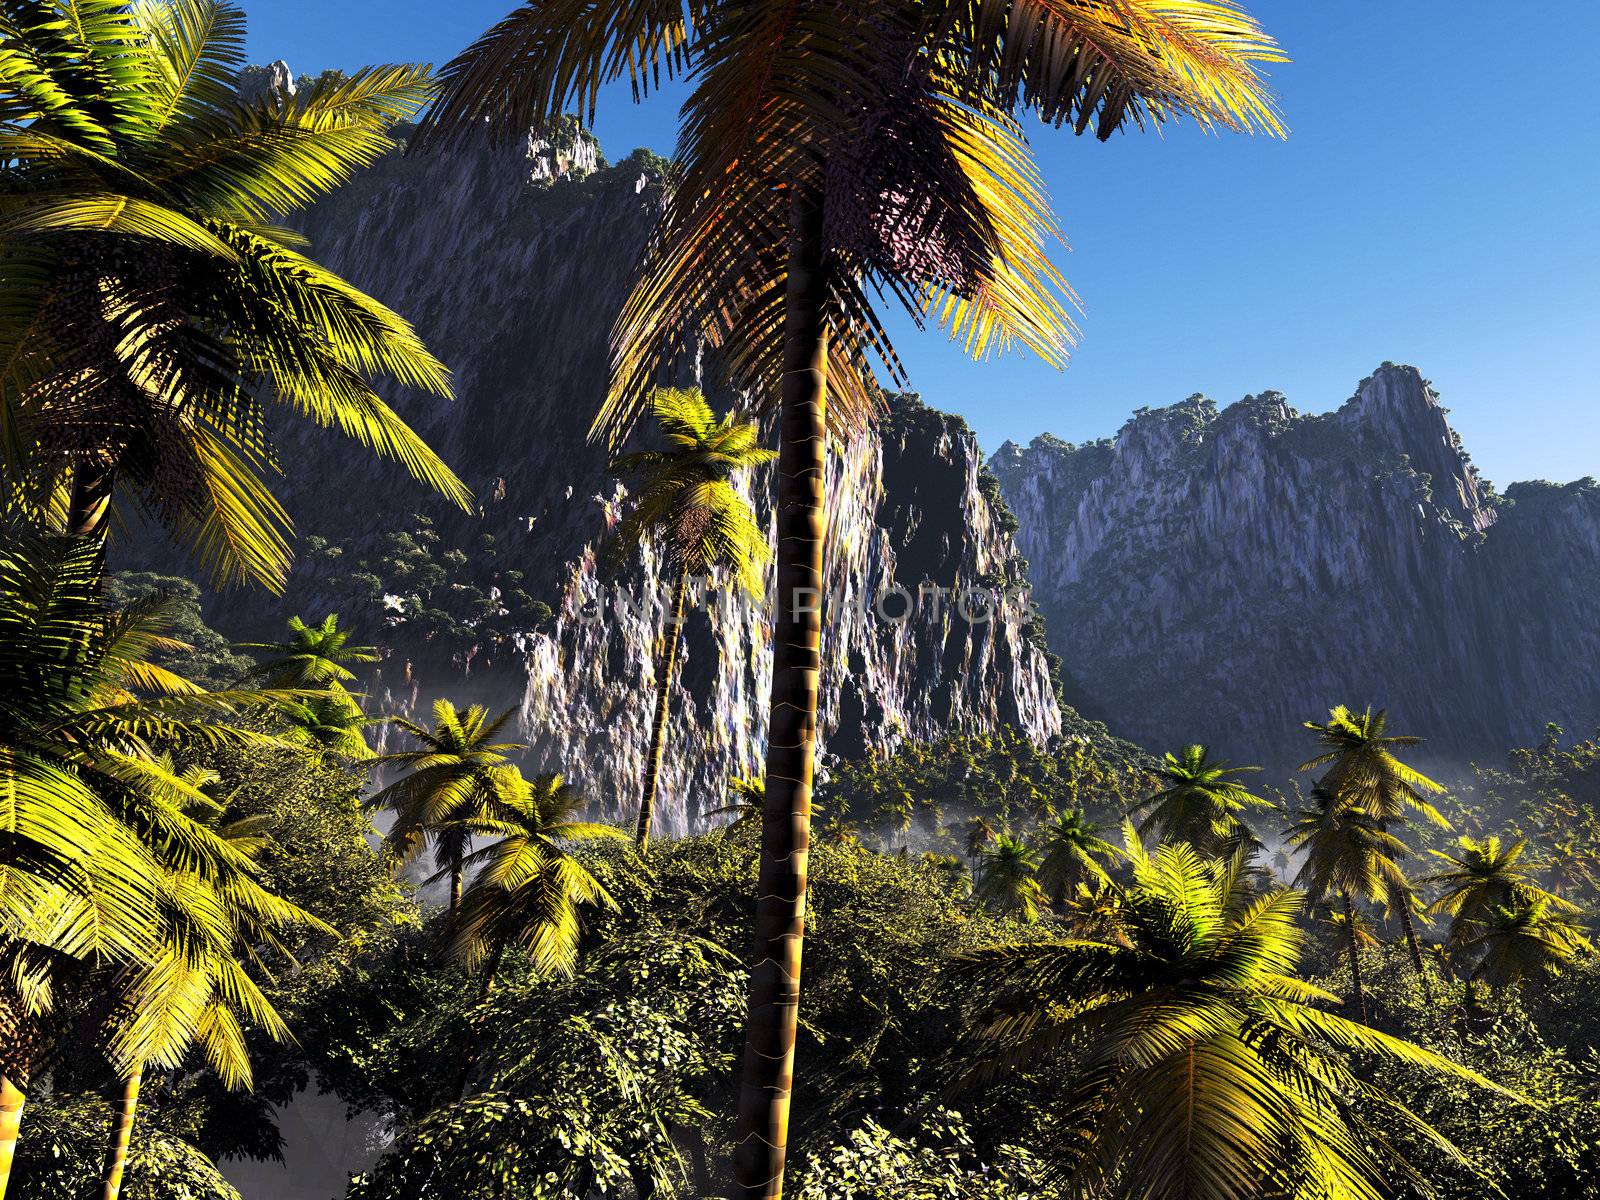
368 699 527 876
238 613 378 688
1034 805 1118 896
956 830 1515 1200
274 681 373 760
610 387 775 594
104 781 331 1088
418 0 1284 450
706 772 764 835
448 772 627 978
1284 786 1409 908
1300 705 1448 828
975 831 1044 923
0 0 469 589
1131 743 1271 853
1456 896 1593 989
1422 835 1577 928
0 534 289 977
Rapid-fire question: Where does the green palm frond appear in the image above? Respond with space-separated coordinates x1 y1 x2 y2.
1300 705 1448 828
956 833 1516 1200
421 0 1283 450
448 772 623 977
0 0 464 590
1131 744 1270 856
609 387 773 596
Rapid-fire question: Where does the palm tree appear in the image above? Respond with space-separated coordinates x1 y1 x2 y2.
447 773 625 1097
0 535 291 1199
97 788 329 1200
956 834 1510 1200
239 614 378 688
962 814 997 872
1034 807 1119 905
1057 878 1126 943
274 682 375 761
975 833 1044 924
1131 744 1272 856
1300 705 1449 829
421 6 1284 1191
0 0 469 589
1284 787 1409 1021
1456 897 1593 991
707 774 765 838
1422 835 1577 944
1303 705 1449 993
609 389 774 851
369 701 528 912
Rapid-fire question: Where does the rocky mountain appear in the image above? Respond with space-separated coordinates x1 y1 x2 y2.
136 114 1067 836
991 364 1600 768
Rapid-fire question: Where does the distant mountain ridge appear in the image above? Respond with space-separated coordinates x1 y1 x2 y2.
991 364 1600 768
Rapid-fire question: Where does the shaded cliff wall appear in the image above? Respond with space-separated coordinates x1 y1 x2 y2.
156 127 1062 834
991 364 1600 767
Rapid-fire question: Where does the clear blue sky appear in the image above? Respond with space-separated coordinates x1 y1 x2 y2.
245 1 1600 488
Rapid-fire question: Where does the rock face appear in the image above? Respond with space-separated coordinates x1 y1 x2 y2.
171 126 1062 834
990 365 1600 768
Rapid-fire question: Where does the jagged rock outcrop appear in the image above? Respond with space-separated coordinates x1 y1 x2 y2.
145 123 1062 834
991 364 1600 768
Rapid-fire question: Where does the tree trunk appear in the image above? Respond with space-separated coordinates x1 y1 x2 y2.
1397 899 1434 1002
0 1076 24 1200
450 861 463 914
454 942 506 1101
67 461 116 541
1343 892 1369 1023
637 568 689 852
100 1068 142 1200
732 185 828 1200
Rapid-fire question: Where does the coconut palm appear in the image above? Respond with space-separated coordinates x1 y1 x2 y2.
962 814 997 871
420 4 1284 1190
238 614 378 689
1422 835 1577 945
975 833 1044 924
0 535 290 1199
1300 705 1449 828
97 788 329 1200
1285 787 1409 1021
708 774 766 838
369 700 527 912
1057 878 1125 943
1455 897 1593 990
274 681 374 762
956 833 1508 1200
1034 806 1119 904
449 773 624 997
610 390 774 850
1131 744 1271 856
0 0 469 589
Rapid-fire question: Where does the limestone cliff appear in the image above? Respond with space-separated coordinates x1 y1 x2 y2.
991 364 1600 767
152 125 1063 835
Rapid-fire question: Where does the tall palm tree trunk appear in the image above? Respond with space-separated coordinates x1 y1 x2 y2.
1397 901 1434 1002
637 568 690 851
733 185 828 1200
455 942 507 1101
1343 892 1369 1023
100 1068 142 1200
450 862 463 914
0 1076 24 1200
67 461 116 540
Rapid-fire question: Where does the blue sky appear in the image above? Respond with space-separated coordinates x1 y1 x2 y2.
246 1 1600 488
